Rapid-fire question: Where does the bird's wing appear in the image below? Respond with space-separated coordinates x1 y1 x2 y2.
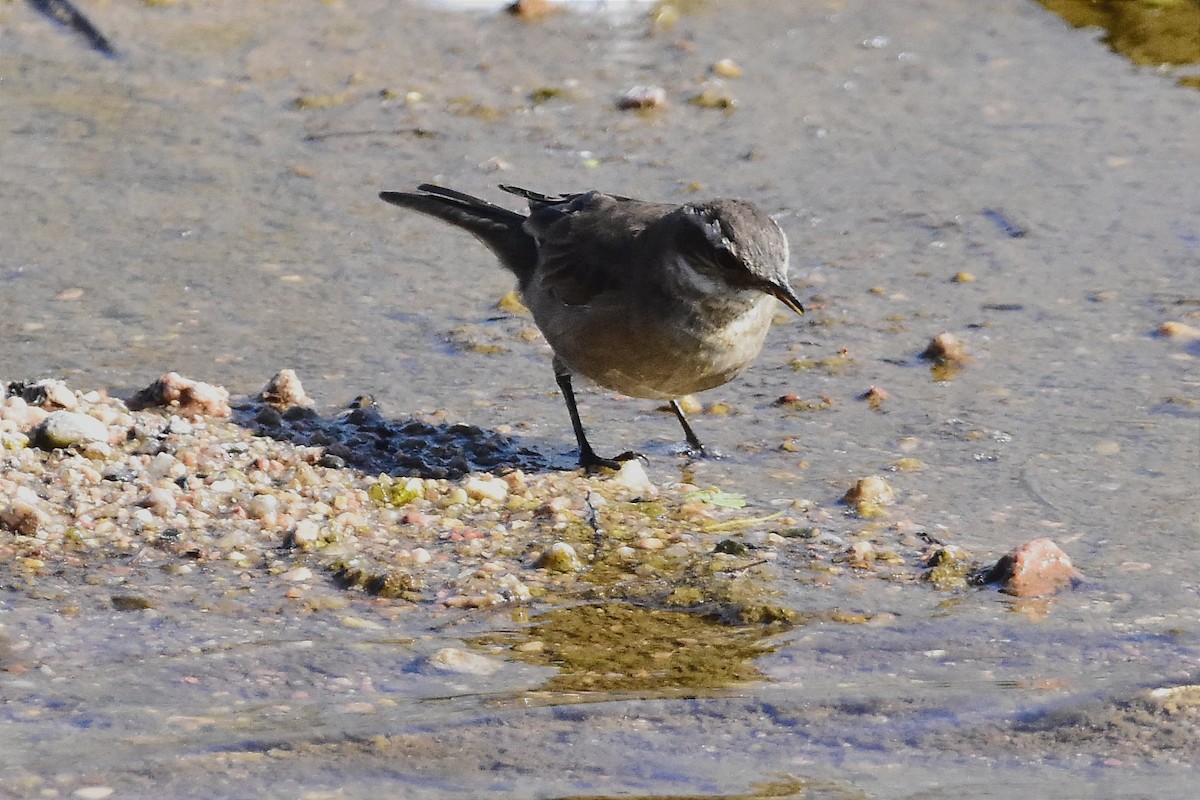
520 191 671 307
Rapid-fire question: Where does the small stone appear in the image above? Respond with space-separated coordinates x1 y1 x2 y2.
425 647 503 676
281 566 313 582
1 487 46 536
1 396 47 431
128 372 231 419
507 0 557 20
859 385 889 409
73 788 115 800
617 85 666 110
141 487 177 516
148 452 184 481
1156 321 1200 340
921 332 969 364
635 536 666 551
111 595 154 611
259 369 311 408
35 411 109 449
22 379 78 410
713 538 748 556
688 87 736 110
246 494 280 520
463 475 509 504
711 58 743 78
982 538 1082 597
610 459 656 495
924 545 975 590
951 271 976 283
847 540 876 564
535 541 583 572
841 476 895 517
292 519 321 546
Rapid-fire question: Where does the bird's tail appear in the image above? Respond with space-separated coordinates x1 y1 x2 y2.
380 184 538 285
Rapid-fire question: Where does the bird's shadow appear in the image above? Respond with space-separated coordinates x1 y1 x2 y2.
231 395 553 480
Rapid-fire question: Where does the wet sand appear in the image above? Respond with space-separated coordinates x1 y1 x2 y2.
2 0 1199 797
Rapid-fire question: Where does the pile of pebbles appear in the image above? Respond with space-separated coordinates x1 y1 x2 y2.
0 371 808 611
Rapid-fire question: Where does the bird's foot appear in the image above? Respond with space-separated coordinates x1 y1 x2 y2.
682 444 723 461
578 448 647 473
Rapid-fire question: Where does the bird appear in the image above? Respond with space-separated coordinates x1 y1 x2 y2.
379 183 804 470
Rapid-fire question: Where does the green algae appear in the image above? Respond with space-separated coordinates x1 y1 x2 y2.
475 601 787 694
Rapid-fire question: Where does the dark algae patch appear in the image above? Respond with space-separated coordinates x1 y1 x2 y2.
1036 0 1200 88
474 601 788 694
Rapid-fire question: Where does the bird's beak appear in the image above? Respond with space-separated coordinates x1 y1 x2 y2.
767 281 805 316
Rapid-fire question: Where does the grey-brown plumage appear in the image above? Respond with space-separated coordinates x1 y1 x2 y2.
380 183 804 469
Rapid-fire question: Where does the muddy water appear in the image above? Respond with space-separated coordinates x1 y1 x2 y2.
2 0 1199 797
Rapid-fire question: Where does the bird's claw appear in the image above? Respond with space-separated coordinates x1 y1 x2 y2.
682 444 723 461
579 449 647 472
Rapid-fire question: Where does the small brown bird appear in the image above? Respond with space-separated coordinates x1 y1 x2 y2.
380 184 804 469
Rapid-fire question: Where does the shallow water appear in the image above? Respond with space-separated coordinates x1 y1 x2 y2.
2 0 1199 797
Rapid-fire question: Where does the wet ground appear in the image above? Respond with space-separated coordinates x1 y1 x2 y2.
2 0 1199 797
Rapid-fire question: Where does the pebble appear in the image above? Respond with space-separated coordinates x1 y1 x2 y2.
841 476 896 517
73 788 115 800
281 566 313 582
610 459 655 495
617 85 666 110
128 372 231 419
35 411 109 448
463 475 509 504
847 541 877 563
259 368 312 408
27 379 78 410
148 452 182 480
425 647 503 676
921 332 969 364
292 519 321 547
535 541 583 572
711 58 743 78
983 538 1082 597
0 487 46 536
1157 320 1200 340
142 487 177 516
246 494 280 520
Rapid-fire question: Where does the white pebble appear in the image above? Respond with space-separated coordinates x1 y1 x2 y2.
143 487 176 516
293 520 320 544
148 452 182 480
425 647 503 676
38 411 108 448
281 567 313 582
246 494 279 520
463 475 509 503
611 459 656 495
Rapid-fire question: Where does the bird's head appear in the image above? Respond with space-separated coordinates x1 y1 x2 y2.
675 200 804 315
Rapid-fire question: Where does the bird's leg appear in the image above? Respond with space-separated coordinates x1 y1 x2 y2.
554 366 637 471
669 399 719 459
